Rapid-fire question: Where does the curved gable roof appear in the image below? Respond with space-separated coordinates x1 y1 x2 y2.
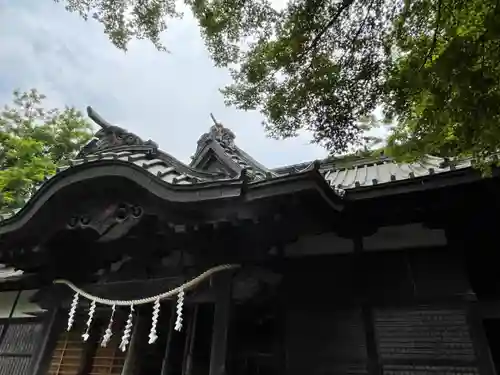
0 107 346 233
0 107 233 223
0 106 485 227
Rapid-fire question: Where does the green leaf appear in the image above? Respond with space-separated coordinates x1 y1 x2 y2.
0 89 93 215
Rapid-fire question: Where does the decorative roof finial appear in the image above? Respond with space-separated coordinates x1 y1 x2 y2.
77 107 157 158
209 114 235 148
210 113 219 126
192 114 237 159
87 106 113 131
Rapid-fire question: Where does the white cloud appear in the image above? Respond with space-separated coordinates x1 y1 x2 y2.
0 0 328 167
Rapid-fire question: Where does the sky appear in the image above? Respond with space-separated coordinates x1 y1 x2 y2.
0 0 332 168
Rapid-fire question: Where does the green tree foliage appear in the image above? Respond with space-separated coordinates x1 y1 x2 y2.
384 0 500 164
0 89 93 214
57 0 500 162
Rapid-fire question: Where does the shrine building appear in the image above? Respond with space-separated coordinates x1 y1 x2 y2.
0 107 499 375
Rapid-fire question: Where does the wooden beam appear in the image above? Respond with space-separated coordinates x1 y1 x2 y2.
209 271 234 375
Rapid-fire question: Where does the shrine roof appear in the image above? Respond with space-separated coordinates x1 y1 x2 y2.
274 154 473 190
189 113 277 180
0 107 483 224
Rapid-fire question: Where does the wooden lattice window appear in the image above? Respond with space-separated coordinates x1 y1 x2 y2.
0 318 44 375
88 333 126 375
46 319 126 375
47 329 86 375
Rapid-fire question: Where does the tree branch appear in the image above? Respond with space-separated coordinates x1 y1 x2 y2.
339 0 375 67
302 0 357 57
419 0 443 71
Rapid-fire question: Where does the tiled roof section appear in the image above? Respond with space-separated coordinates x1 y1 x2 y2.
274 155 473 190
0 148 227 223
51 148 227 189
70 149 214 184
324 155 472 189
191 115 275 180
219 143 275 180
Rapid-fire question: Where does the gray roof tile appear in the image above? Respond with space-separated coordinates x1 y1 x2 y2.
322 155 472 189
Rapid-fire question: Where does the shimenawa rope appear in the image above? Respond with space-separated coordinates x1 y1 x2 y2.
53 263 239 306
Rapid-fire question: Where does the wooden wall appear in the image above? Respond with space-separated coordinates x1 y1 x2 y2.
374 306 478 374
282 247 486 375
30 245 493 375
0 318 44 375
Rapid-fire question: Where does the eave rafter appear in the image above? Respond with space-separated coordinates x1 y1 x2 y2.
0 156 344 250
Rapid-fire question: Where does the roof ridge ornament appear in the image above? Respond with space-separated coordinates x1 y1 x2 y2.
77 107 158 158
199 113 236 148
210 113 219 127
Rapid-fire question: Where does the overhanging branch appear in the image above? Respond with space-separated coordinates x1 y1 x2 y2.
302 0 357 57
419 0 443 70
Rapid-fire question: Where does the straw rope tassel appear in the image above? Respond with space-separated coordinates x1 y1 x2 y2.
67 292 79 331
82 300 96 342
101 305 116 347
174 290 184 332
120 305 134 352
149 298 160 344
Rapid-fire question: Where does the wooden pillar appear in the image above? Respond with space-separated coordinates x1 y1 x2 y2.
209 271 234 375
0 289 21 346
183 305 199 375
32 308 62 375
354 236 381 375
448 221 497 375
467 300 496 375
160 304 177 375
121 311 148 375
361 306 381 375
75 319 101 375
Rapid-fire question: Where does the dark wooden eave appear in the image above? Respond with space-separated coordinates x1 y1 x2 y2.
0 160 343 239
0 106 493 257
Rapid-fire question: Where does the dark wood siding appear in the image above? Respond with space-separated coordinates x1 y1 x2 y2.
284 255 367 374
374 306 479 375
0 320 44 375
286 308 368 375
